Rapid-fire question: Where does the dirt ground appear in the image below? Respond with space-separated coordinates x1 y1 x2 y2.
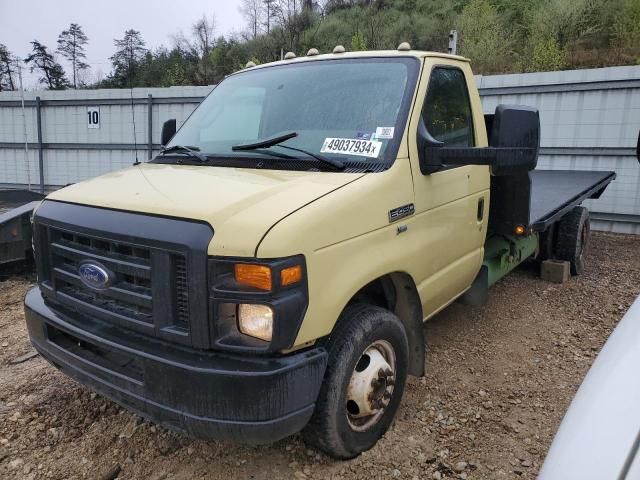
1 232 638 480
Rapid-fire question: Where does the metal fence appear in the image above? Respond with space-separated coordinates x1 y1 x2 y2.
478 65 640 234
0 65 639 233
0 86 213 191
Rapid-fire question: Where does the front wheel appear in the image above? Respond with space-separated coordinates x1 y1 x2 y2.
302 304 409 459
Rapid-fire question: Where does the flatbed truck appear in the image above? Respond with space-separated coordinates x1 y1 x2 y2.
24 46 619 458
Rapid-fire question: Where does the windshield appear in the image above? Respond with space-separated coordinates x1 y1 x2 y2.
164 57 419 170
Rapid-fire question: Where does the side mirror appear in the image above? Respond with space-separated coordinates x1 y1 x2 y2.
418 105 540 176
161 119 177 146
488 105 539 176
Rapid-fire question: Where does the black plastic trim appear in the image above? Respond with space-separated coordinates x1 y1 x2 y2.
25 287 327 444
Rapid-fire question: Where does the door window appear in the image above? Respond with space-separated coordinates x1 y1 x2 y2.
422 67 474 147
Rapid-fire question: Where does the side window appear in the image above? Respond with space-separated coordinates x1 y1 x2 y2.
422 67 474 147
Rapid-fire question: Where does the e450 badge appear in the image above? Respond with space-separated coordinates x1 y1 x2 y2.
388 203 415 223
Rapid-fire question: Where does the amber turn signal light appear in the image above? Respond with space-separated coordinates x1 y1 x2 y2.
281 265 302 286
514 224 526 236
234 264 272 291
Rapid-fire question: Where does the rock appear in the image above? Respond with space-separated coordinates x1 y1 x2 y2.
432 472 442 480
9 458 24 469
521 459 532 467
0 447 7 461
100 464 121 480
294 471 306 479
392 469 401 477
454 461 468 472
10 350 39 364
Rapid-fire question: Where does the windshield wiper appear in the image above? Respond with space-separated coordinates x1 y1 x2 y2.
159 145 207 162
232 132 345 171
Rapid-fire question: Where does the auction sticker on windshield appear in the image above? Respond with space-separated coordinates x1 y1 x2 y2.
320 138 382 158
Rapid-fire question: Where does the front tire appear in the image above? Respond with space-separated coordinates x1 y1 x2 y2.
302 304 409 459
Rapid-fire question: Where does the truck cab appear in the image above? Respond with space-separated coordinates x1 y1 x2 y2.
24 47 614 458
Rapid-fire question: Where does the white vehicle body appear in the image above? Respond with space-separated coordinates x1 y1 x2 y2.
540 296 640 480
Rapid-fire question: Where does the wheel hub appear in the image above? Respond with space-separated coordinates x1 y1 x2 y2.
346 340 396 431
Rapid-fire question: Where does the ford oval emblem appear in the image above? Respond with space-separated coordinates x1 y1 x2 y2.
78 262 112 290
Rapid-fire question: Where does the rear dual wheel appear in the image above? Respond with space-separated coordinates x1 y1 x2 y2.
303 304 409 459
555 206 590 275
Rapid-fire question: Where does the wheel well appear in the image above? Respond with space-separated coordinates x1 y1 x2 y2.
346 273 425 377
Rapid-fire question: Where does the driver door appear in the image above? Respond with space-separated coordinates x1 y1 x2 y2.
408 59 490 319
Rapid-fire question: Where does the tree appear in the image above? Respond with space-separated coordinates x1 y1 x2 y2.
0 44 16 91
263 0 278 33
24 40 69 90
191 14 216 83
240 0 264 39
57 23 89 88
109 29 147 87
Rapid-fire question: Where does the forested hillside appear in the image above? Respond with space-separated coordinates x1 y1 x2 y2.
1 0 638 91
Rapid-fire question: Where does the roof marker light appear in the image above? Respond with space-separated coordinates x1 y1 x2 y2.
333 45 346 54
398 42 411 51
284 51 296 60
307 48 319 56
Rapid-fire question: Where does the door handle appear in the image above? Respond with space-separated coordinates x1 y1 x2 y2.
477 198 485 222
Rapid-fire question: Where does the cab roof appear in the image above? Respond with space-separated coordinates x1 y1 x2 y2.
241 49 470 73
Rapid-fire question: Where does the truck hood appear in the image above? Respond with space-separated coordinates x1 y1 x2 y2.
47 164 365 256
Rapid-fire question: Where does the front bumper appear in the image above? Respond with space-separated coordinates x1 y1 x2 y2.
24 287 327 444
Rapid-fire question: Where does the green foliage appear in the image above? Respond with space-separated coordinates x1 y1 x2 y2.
457 0 512 73
530 37 566 71
351 31 367 51
613 0 640 49
80 0 639 88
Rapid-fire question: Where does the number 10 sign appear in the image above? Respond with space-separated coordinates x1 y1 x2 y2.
87 106 100 129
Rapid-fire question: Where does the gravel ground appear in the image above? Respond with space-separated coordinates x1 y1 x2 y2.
1 232 638 480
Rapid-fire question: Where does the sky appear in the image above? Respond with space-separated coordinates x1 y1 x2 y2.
0 0 244 88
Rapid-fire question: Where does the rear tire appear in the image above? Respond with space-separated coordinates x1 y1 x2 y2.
302 304 409 459
555 206 590 275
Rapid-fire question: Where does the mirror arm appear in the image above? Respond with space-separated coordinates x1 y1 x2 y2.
417 119 445 175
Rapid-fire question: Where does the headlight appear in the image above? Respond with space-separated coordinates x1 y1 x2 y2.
238 304 273 341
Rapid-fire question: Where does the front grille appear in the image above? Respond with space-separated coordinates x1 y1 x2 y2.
38 225 190 337
51 229 154 325
173 255 189 329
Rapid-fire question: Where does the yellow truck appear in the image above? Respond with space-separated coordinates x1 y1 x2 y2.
24 46 616 459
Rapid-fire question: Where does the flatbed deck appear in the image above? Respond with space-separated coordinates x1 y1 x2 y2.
0 190 44 215
529 170 616 231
